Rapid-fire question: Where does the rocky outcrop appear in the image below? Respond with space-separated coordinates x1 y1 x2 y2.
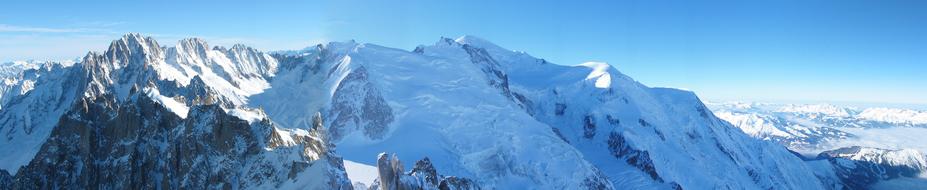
0 169 11 190
9 91 351 189
370 153 480 190
607 131 662 182
328 66 395 142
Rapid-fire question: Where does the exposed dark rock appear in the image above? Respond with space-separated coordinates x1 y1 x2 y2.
459 44 526 111
460 44 509 95
669 182 683 190
638 119 651 127
552 127 570 143
582 171 612 190
584 115 597 139
412 46 425 54
371 153 480 190
653 129 666 141
438 176 479 190
606 115 620 126
555 103 567 116
607 132 663 182
376 153 404 190
411 158 440 186
329 66 395 141
0 169 11 190
511 92 534 116
10 93 350 189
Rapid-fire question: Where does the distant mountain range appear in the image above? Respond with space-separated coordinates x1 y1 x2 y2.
710 101 927 189
708 102 927 150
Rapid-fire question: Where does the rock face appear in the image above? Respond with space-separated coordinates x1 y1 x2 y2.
328 66 394 141
0 33 350 189
370 153 479 190
816 146 927 189
0 169 11 190
9 91 350 189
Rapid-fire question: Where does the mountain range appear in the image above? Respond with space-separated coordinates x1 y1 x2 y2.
709 102 927 189
0 33 923 189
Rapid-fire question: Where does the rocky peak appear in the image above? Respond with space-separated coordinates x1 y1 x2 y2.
410 157 440 186
375 153 404 190
8 86 351 189
103 33 163 68
436 36 459 47
226 43 279 78
0 169 11 189
371 153 479 190
175 38 211 59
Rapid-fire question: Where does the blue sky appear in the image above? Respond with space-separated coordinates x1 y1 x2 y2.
2 0 925 105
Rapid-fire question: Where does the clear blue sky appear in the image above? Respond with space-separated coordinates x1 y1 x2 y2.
2 0 925 105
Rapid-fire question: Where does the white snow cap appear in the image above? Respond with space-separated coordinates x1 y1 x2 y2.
579 62 613 89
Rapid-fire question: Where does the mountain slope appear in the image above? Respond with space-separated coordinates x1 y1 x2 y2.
251 36 833 189
816 146 927 189
444 36 828 189
254 40 613 189
0 34 349 189
0 34 843 189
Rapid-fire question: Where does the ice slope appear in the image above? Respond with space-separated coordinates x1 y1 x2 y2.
344 159 378 187
0 64 84 173
255 40 614 189
447 36 828 189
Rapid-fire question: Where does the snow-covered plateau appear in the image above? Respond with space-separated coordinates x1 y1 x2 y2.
0 33 920 189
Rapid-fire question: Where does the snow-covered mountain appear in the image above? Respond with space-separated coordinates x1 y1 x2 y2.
708 102 855 150
0 60 77 78
0 34 350 189
815 146 927 189
0 60 77 109
0 33 865 189
711 102 927 189
709 102 927 151
712 102 927 129
250 36 833 189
